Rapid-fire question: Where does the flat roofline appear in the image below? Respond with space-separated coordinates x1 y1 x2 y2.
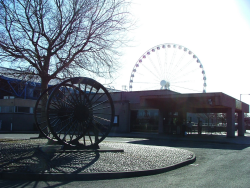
139 92 249 113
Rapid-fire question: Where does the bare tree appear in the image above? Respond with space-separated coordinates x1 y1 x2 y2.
0 0 133 92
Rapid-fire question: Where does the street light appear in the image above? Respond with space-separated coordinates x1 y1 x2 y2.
240 94 250 101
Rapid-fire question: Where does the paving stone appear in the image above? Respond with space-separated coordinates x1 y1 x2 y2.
0 139 194 174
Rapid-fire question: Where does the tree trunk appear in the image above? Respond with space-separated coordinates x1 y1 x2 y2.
38 77 50 138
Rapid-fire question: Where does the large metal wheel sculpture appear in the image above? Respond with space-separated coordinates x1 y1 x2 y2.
34 85 57 141
45 77 115 148
129 43 207 93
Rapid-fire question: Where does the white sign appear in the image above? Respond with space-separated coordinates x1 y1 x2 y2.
236 100 242 110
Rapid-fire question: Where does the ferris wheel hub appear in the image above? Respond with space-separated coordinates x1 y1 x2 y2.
160 80 170 90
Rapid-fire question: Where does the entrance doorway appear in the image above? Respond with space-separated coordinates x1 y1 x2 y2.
130 109 159 132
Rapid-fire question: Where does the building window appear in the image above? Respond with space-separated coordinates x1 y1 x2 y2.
30 107 34 114
113 115 119 127
17 107 31 113
0 106 15 113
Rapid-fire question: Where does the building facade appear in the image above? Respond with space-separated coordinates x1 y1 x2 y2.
0 75 249 138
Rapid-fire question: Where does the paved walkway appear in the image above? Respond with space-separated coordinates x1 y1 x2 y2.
1 130 250 181
0 137 195 181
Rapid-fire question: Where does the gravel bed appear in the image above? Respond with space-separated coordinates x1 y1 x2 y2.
0 139 194 174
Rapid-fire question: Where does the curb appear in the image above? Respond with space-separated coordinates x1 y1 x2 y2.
0 155 196 181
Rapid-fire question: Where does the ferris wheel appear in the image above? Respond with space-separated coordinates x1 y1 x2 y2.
129 43 207 93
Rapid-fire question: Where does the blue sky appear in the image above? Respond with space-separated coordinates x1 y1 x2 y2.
106 0 250 106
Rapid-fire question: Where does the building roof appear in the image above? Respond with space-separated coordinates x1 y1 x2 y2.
140 92 249 113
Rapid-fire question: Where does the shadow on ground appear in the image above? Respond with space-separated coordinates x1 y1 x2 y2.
0 141 100 175
0 179 75 188
126 135 250 150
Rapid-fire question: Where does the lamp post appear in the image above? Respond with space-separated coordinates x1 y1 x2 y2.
240 94 250 101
